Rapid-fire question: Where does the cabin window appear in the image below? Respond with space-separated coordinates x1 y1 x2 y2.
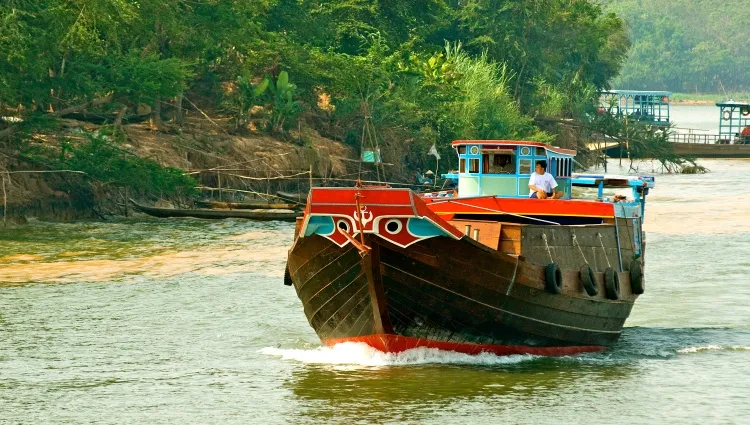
520 146 531 156
519 159 532 174
482 154 490 173
459 158 466 173
469 158 480 173
489 154 514 174
458 146 466 154
535 147 546 156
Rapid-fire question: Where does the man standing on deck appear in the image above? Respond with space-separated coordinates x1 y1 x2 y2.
529 160 563 199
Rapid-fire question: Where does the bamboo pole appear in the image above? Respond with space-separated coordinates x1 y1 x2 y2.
217 171 222 201
2 172 7 227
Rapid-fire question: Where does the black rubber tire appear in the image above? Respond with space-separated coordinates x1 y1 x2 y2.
580 264 598 296
630 260 644 294
284 263 293 286
604 267 620 300
545 263 562 294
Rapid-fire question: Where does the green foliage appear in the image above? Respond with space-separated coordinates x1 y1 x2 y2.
226 71 302 134
229 75 270 131
605 0 750 93
455 0 630 111
0 0 647 184
267 71 303 133
24 132 197 197
445 44 549 143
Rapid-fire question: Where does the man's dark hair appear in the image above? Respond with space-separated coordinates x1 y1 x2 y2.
536 160 547 171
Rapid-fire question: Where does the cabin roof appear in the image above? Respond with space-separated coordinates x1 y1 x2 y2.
451 140 576 156
716 100 750 107
601 90 671 96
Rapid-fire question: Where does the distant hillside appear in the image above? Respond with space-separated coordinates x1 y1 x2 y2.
604 0 750 93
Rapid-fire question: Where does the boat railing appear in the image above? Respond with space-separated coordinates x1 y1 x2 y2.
668 133 729 144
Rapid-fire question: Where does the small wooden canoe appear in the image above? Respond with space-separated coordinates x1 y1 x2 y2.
275 191 308 204
195 200 300 210
130 200 301 221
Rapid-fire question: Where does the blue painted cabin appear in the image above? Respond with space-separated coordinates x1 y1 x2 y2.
444 140 577 199
600 90 671 126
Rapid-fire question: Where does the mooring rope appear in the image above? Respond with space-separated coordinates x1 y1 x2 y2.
445 200 561 225
542 233 554 264
597 232 611 268
572 233 589 265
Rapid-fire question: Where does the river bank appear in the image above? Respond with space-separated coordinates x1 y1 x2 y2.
0 117 356 223
670 92 750 105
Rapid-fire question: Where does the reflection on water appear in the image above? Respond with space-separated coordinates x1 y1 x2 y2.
1 158 750 424
0 219 291 283
285 357 636 424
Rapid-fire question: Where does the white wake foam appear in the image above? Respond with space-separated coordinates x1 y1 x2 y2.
678 345 750 354
260 342 535 367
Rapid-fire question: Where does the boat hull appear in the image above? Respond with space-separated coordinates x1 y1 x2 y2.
287 232 636 354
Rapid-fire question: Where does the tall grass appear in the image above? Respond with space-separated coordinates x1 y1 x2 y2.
445 43 550 142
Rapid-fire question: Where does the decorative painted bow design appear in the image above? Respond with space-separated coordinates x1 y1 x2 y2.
353 206 373 229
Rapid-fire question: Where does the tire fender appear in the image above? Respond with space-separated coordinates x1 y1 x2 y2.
580 264 598 296
630 260 644 294
545 263 562 294
604 267 620 300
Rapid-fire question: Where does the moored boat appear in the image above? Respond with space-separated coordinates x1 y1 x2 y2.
195 200 301 210
131 200 301 221
285 140 654 356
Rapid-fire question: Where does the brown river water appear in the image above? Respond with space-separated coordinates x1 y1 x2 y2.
2 147 750 422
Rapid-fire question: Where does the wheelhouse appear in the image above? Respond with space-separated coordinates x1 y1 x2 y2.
716 100 750 143
450 140 575 199
600 90 671 126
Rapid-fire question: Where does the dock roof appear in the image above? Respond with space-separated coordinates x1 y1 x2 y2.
601 90 672 96
716 100 750 107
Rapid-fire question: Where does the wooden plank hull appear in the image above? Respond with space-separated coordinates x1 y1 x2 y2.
288 233 636 354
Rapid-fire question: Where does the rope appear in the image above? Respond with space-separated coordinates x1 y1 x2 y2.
597 232 611 268
572 233 588 265
213 171 311 181
444 200 562 225
542 233 554 264
1 170 87 175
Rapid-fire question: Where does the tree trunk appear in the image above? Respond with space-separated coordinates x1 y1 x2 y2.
175 94 184 126
113 105 128 128
149 99 164 131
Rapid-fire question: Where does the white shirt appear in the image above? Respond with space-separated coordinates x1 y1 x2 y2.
528 172 558 196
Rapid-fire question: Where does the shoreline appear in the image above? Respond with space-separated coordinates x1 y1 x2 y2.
670 99 716 106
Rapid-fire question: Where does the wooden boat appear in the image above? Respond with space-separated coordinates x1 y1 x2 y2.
195 200 300 210
275 191 308 205
285 140 654 356
130 200 301 221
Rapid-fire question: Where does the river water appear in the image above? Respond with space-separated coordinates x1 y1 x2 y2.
2 108 750 424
